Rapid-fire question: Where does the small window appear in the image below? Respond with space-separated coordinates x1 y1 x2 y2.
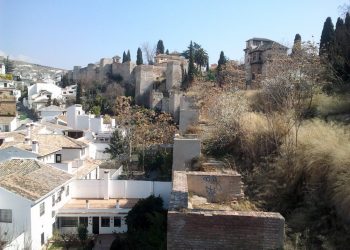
40 202 45 216
114 217 121 227
52 194 55 207
55 154 62 163
101 217 110 227
66 185 69 197
41 232 45 245
0 209 12 223
79 217 88 227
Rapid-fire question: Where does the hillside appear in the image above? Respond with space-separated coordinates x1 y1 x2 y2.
0 56 66 83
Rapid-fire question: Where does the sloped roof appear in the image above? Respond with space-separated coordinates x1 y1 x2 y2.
0 159 72 201
0 130 87 156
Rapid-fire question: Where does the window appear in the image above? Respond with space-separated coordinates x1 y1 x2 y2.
66 185 69 197
79 217 88 227
101 217 110 227
40 202 45 216
55 154 62 163
114 217 121 227
0 209 12 223
41 232 44 245
52 194 55 207
60 217 78 227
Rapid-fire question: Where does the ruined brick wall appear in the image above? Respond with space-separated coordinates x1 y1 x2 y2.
167 210 285 250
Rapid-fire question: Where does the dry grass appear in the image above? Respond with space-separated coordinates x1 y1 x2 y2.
295 120 350 220
312 93 350 117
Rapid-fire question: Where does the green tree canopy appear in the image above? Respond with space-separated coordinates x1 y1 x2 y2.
136 47 143 65
122 51 127 63
126 195 166 249
319 17 335 56
126 50 131 62
76 82 82 104
217 51 227 71
188 41 195 83
3 56 14 74
104 129 128 160
156 40 165 55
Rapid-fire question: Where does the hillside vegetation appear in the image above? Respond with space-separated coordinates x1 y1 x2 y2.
190 41 350 248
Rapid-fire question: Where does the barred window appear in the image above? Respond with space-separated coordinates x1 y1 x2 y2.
0 209 12 223
101 217 110 227
40 202 45 216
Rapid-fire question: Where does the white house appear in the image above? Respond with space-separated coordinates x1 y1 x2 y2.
66 105 116 134
0 116 17 132
0 63 5 75
0 159 172 250
27 83 62 111
37 105 66 121
0 159 73 250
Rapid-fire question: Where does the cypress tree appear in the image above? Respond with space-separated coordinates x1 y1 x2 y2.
3 56 14 74
319 17 335 56
122 51 127 63
217 51 227 71
156 40 165 55
76 82 82 104
166 49 169 55
188 41 195 83
126 50 131 62
136 47 143 65
292 33 302 55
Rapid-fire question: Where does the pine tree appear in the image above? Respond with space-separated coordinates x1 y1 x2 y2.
122 51 127 63
136 47 143 65
104 129 127 160
126 50 131 62
188 41 195 83
76 82 82 104
156 40 165 55
166 49 169 55
319 17 335 56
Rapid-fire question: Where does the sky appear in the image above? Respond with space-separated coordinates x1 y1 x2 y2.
0 0 347 70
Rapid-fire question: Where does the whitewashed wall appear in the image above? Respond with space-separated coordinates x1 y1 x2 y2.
71 180 172 208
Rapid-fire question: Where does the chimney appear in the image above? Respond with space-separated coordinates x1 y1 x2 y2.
103 170 110 200
32 140 39 154
30 123 34 136
24 136 31 145
116 199 120 209
26 124 31 138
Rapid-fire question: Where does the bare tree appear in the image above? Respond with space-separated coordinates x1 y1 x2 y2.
141 42 156 65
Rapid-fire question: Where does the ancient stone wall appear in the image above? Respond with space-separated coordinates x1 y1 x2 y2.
166 61 182 91
111 61 136 83
172 136 201 171
150 90 163 110
179 109 199 134
187 172 244 202
167 210 285 250
169 91 181 123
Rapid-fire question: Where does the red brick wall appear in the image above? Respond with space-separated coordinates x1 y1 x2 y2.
167 210 284 250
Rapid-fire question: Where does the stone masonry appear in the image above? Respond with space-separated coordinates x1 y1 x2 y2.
167 171 285 250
